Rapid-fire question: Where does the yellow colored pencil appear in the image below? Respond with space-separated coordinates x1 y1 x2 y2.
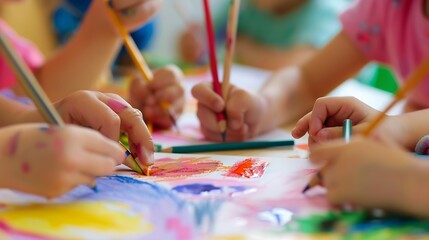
104 1 179 132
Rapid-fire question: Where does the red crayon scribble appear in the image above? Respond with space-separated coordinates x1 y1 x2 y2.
7 132 20 156
295 143 309 151
224 158 268 178
149 157 222 178
107 98 128 113
21 162 30 174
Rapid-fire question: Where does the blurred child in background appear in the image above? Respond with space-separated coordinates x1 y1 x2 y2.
179 0 349 70
191 0 429 142
1 0 184 130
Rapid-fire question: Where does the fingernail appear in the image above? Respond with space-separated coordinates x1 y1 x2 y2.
142 146 154 165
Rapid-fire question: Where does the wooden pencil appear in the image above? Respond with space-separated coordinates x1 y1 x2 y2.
104 0 178 133
202 0 227 142
303 55 429 193
0 32 64 126
222 0 240 100
161 140 294 153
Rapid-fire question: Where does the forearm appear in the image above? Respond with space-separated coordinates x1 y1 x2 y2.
258 67 317 132
37 3 121 101
0 97 40 127
393 109 429 149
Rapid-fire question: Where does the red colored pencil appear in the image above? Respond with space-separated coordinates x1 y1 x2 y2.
203 0 227 142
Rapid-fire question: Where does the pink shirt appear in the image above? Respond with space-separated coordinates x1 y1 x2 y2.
341 0 429 108
0 20 44 89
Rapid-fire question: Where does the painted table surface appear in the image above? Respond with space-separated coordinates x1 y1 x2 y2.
0 65 422 239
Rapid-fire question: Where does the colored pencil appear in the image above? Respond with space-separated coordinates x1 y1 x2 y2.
104 1 179 133
303 119 352 193
222 0 240 100
0 33 64 126
0 31 103 188
362 55 429 136
303 54 429 193
202 0 227 142
161 139 294 153
343 119 352 143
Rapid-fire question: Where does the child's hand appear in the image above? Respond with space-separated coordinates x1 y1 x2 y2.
292 97 381 145
179 23 205 64
192 83 267 142
0 124 124 198
310 137 428 216
90 0 162 33
22 91 154 167
129 65 185 129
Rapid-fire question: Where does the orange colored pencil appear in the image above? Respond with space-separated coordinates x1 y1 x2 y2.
303 55 429 193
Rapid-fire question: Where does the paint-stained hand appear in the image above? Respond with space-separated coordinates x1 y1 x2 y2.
309 137 429 217
292 97 384 146
88 0 162 34
129 65 185 129
192 82 267 142
0 124 124 198
22 91 154 167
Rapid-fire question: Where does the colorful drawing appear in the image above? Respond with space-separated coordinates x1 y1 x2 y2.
1 152 428 239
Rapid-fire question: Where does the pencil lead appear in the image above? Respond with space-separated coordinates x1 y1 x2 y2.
221 131 227 143
302 185 310 193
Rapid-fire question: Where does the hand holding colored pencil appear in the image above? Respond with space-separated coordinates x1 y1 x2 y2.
303 54 429 193
104 0 179 132
303 119 352 193
203 0 227 142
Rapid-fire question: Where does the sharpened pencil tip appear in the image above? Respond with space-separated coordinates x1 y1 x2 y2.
302 185 310 194
221 132 226 143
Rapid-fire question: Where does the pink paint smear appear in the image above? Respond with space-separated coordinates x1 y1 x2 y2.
224 158 268 178
148 157 223 178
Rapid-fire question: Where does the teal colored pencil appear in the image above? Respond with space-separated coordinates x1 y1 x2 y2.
303 119 353 193
161 140 294 153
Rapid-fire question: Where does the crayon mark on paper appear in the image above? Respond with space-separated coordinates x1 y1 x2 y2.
224 158 268 178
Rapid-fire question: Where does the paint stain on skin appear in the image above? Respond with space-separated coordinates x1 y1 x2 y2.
35 142 48 149
106 98 128 113
172 183 252 197
53 137 64 155
39 125 56 135
6 132 20 156
21 162 30 174
224 158 268 179
148 157 222 178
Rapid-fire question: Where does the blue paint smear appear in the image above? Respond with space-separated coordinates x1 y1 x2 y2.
55 175 226 238
172 183 248 196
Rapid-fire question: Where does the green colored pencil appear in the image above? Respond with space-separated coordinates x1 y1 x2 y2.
342 119 352 143
161 140 294 153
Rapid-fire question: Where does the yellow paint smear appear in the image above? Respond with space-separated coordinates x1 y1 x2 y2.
0 201 152 238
